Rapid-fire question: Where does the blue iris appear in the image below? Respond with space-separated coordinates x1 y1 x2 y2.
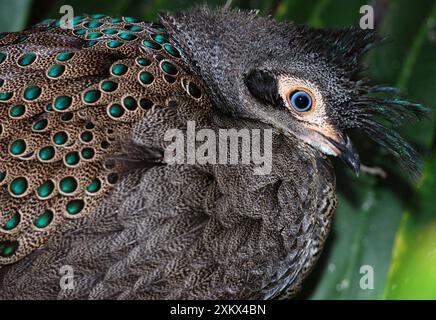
290 90 312 112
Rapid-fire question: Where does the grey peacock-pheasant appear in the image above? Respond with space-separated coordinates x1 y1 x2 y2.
0 7 428 299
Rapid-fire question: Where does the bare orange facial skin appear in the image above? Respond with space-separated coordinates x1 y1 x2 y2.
278 76 327 122
277 75 344 157
277 76 323 119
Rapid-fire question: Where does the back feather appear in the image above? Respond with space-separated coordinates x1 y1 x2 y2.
0 15 206 264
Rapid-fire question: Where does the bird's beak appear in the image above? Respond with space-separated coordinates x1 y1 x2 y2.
325 134 360 176
296 123 361 176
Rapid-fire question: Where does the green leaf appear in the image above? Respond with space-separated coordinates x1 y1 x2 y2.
305 185 403 299
374 0 436 299
0 0 32 32
384 153 436 299
274 0 320 23
368 0 436 149
368 0 436 88
275 0 366 26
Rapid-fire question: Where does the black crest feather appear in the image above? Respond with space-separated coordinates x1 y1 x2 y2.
292 26 379 73
347 86 431 180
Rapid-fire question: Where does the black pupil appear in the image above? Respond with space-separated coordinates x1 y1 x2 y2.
295 94 310 109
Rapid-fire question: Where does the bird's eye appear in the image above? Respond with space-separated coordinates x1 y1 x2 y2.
289 90 313 112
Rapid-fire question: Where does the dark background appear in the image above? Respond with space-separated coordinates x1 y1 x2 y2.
1 0 435 299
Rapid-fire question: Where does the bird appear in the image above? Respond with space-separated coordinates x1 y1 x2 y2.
0 6 428 299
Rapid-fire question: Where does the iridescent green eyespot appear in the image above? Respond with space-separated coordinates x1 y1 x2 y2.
83 90 101 103
64 151 80 166
111 64 128 76
73 29 86 36
56 52 74 62
119 32 137 41
81 147 95 160
139 71 154 85
9 105 26 118
108 103 125 118
66 199 85 215
101 80 118 92
60 112 73 122
47 64 65 78
91 14 106 19
73 16 85 25
38 146 55 161
154 54 164 62
37 180 55 198
54 95 72 110
84 40 98 48
23 85 41 101
110 17 122 23
0 170 6 183
3 213 20 231
142 40 161 50
163 44 181 58
59 176 78 194
136 57 151 66
10 177 28 196
80 131 93 143
102 28 118 35
151 34 167 44
85 122 95 130
53 131 68 145
164 75 176 84
160 61 177 75
34 210 54 228
123 96 137 110
87 178 102 193
87 32 103 39
0 91 13 101
0 52 7 64
100 141 110 149
84 20 102 28
123 16 141 23
107 40 123 48
188 82 202 99
0 241 18 257
125 25 143 32
10 139 26 156
107 173 119 184
32 119 48 131
151 23 166 31
18 52 36 66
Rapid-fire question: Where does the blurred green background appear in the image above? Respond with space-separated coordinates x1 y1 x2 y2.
0 0 435 300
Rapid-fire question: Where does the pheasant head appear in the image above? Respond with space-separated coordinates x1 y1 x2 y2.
161 7 429 178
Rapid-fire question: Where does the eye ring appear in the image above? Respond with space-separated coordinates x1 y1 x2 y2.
289 90 313 113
